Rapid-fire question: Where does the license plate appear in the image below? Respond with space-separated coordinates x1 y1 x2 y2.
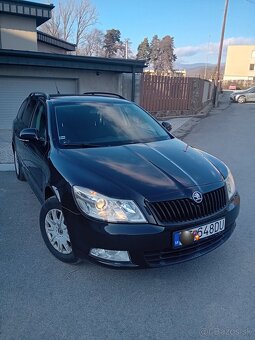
173 218 225 248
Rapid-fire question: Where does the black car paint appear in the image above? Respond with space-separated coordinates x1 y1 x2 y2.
12 95 240 268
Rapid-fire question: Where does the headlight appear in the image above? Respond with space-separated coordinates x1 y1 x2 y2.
225 171 236 200
73 186 147 223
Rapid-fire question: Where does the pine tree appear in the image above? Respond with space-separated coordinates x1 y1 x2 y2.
136 37 151 63
150 35 161 71
103 29 121 58
149 35 177 72
158 35 177 72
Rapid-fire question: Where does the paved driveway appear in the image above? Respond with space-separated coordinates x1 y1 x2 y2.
1 102 255 340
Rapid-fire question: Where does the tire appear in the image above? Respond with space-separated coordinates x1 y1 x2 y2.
40 196 80 264
14 149 26 181
237 96 246 104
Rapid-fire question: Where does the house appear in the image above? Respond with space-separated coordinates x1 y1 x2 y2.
0 0 145 129
224 45 255 82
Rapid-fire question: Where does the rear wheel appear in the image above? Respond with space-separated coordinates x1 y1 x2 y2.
40 197 80 264
14 149 25 181
237 96 246 104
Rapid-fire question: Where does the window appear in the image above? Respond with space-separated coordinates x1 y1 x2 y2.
21 99 37 127
17 99 28 119
31 102 47 140
249 64 254 71
252 50 255 58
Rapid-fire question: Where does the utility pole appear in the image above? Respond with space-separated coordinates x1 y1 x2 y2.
204 35 211 79
213 0 229 106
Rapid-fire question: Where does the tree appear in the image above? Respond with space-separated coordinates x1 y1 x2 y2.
40 0 97 52
115 38 134 59
79 29 105 56
103 29 121 58
150 35 161 71
136 37 150 63
158 35 177 72
149 35 177 72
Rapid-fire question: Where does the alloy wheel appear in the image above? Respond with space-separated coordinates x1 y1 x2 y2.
45 209 72 254
238 96 245 104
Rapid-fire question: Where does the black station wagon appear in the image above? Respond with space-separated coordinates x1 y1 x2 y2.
12 92 240 267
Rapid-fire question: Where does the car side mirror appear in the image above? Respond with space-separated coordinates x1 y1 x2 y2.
19 128 39 142
162 121 172 132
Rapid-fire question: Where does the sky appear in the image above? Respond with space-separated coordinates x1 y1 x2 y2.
35 0 255 65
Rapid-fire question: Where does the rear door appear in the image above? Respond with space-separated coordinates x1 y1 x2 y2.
26 100 49 201
15 97 37 178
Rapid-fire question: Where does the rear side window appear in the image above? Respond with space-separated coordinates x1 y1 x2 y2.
17 99 28 119
21 99 37 126
31 102 47 140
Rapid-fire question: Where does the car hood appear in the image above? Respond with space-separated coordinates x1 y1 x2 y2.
52 138 226 201
232 90 247 95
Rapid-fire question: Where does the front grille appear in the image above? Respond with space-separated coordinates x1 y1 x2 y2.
147 186 227 223
144 223 235 267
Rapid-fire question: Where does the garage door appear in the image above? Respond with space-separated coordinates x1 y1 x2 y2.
0 77 77 129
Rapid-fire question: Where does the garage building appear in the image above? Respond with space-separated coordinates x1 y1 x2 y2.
0 0 145 129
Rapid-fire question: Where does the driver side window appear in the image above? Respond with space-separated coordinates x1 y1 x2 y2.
31 102 47 140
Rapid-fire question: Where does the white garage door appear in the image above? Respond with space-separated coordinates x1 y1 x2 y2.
0 77 77 129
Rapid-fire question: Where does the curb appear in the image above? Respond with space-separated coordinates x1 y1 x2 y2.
0 163 15 171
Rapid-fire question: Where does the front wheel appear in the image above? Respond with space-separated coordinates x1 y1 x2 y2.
237 96 246 104
40 197 80 264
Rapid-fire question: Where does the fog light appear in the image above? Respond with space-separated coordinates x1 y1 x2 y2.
89 248 131 262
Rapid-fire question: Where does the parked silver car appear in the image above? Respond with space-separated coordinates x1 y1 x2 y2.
230 86 255 103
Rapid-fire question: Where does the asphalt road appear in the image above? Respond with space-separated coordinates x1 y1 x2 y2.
1 101 255 340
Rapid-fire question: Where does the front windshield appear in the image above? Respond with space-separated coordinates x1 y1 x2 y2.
54 101 170 147
247 86 255 92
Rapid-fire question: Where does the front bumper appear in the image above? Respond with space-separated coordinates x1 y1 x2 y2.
63 193 240 268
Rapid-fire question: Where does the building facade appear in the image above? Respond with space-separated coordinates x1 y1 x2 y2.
224 45 255 81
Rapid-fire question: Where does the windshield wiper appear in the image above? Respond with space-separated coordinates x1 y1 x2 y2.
62 143 102 148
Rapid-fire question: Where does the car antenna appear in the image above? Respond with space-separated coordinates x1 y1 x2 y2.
55 82 60 94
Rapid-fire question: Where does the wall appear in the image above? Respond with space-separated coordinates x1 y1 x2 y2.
37 41 67 54
121 73 141 102
224 45 255 81
0 14 37 51
202 80 213 104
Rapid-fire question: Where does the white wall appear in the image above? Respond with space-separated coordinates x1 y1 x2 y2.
0 14 37 51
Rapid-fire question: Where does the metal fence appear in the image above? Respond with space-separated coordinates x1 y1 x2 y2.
140 74 214 116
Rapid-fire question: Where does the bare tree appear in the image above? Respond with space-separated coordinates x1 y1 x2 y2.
75 0 97 48
41 4 62 38
40 0 97 51
59 1 76 41
115 39 134 59
78 29 105 56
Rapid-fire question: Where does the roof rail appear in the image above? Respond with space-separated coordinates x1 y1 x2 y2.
83 92 126 99
29 92 50 99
